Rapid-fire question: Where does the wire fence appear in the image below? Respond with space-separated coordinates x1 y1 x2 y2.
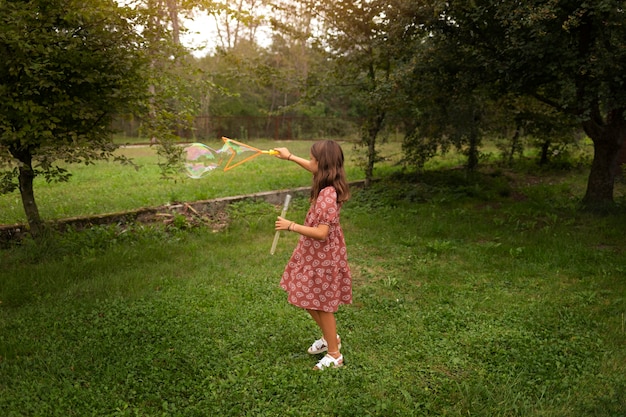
112 115 364 141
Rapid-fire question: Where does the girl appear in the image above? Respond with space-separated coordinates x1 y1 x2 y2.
274 140 352 370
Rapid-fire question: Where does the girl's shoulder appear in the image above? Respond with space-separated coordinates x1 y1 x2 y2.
320 186 337 194
317 187 340 208
318 186 337 199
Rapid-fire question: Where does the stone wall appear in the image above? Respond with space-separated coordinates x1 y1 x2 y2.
0 181 365 244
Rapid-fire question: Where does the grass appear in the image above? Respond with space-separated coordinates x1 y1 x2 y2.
0 139 625 415
0 139 365 225
1 160 625 415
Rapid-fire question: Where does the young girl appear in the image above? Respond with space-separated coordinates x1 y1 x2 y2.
274 141 352 370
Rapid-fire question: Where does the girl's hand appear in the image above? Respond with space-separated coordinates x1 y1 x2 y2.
275 216 292 231
273 147 291 160
276 216 329 240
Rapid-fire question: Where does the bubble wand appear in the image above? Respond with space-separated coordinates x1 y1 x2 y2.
221 137 279 172
183 137 279 178
270 194 292 255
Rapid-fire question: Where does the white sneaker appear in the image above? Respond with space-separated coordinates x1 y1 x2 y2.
313 354 344 370
307 335 341 354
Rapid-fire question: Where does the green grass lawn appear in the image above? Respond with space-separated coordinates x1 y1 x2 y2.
1 164 625 416
0 139 368 225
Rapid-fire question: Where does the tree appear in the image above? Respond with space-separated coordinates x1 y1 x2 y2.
195 0 335 139
486 95 581 167
307 0 397 185
132 0 209 177
0 0 149 236
396 31 491 172
422 0 626 208
203 0 270 50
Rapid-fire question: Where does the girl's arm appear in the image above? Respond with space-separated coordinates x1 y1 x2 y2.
275 216 330 241
273 147 316 173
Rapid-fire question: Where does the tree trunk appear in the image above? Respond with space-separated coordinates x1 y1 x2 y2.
539 140 551 166
616 140 626 179
508 125 521 166
17 157 43 237
583 137 620 207
165 0 180 45
581 109 626 209
466 129 480 171
363 112 385 187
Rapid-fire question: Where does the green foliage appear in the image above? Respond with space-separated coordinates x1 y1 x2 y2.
418 0 626 204
136 7 206 179
0 0 149 232
0 169 18 194
294 0 402 182
350 169 513 210
0 0 148 171
5 222 187 267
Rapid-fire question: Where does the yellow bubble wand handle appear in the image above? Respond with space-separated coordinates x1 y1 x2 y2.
271 194 292 255
221 137 280 171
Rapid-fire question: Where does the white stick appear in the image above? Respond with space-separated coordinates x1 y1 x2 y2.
270 194 292 255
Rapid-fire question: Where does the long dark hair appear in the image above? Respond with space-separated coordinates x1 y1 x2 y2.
310 140 350 204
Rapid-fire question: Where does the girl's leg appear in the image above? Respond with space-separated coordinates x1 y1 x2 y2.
316 311 340 359
307 309 323 328
307 309 341 356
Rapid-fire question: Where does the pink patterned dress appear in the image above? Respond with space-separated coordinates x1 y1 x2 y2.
280 186 352 312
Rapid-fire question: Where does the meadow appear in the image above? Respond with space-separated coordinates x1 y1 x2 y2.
0 139 366 225
0 139 625 416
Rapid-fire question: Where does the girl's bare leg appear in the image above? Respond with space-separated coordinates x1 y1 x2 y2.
307 309 323 328
307 309 341 358
315 310 340 358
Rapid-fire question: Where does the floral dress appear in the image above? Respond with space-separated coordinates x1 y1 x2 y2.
280 186 352 312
